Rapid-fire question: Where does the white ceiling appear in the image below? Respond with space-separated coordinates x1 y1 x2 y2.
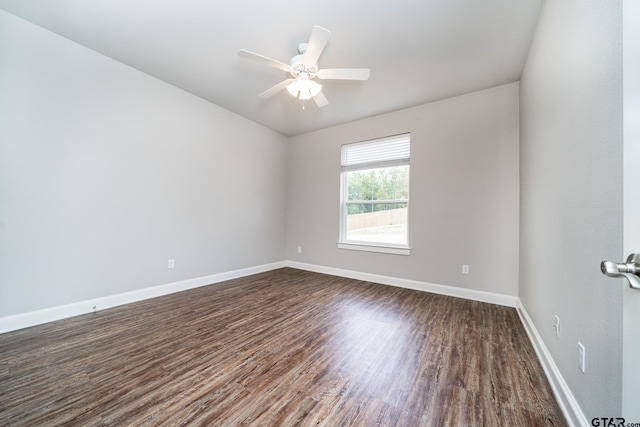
0 0 542 136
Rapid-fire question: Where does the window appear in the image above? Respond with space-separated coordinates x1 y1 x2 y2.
339 134 410 255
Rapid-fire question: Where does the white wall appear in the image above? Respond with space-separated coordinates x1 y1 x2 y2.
287 83 520 297
519 0 623 418
0 10 288 317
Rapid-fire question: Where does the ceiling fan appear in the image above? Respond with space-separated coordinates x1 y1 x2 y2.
238 26 370 108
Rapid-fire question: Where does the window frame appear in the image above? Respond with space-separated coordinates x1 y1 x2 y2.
338 134 411 256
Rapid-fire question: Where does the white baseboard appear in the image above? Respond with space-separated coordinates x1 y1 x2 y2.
285 261 517 307
0 261 286 334
515 298 587 427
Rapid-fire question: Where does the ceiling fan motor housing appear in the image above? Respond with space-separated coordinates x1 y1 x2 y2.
290 52 317 77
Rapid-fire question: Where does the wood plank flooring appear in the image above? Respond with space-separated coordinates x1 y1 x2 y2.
0 268 566 426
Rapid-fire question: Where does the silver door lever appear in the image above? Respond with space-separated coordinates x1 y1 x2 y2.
601 253 640 289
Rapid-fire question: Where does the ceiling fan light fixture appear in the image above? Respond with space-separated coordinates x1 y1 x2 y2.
308 80 322 96
286 77 322 99
286 80 299 97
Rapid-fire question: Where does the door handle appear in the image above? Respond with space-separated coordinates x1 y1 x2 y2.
601 253 640 289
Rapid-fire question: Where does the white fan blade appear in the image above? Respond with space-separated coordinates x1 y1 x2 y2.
303 26 331 68
317 68 370 80
313 91 329 107
259 78 295 98
238 49 292 73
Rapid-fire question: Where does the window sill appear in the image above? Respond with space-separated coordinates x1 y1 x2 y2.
337 242 411 256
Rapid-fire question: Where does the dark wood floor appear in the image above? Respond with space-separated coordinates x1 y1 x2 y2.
0 268 566 426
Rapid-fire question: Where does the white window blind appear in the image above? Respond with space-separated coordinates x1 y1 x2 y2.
341 134 410 172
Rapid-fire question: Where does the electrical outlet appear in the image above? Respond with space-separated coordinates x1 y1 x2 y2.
578 342 586 373
462 264 469 274
297 246 302 254
168 259 175 269
554 315 560 338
